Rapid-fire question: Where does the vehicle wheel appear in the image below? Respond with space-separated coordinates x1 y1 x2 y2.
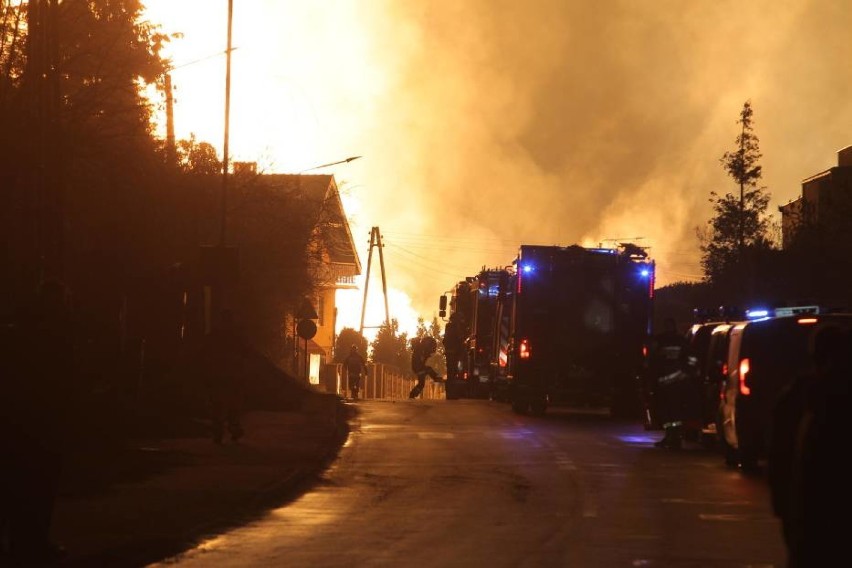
511 397 529 415
610 395 640 421
446 381 460 400
467 382 476 399
715 408 738 465
700 430 717 449
721 441 739 467
738 445 760 473
529 397 547 416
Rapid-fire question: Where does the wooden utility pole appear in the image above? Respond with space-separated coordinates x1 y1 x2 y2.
164 73 176 166
202 0 237 334
28 0 63 285
359 226 390 334
219 0 233 247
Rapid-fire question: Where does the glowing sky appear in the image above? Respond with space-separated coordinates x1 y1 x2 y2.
142 0 852 340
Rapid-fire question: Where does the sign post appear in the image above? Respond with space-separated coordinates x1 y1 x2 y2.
296 298 319 383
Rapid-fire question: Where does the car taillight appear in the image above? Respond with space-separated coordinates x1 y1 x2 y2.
642 345 648 358
739 358 751 395
519 338 531 359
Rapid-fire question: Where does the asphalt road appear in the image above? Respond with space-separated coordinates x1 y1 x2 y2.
151 399 787 568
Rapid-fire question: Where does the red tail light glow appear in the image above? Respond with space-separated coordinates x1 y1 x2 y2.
519 338 531 359
798 317 818 325
739 358 751 395
642 345 648 357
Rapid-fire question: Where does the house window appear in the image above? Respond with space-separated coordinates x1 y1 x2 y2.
318 295 325 326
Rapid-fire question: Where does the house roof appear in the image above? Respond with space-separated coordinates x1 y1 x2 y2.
257 174 361 274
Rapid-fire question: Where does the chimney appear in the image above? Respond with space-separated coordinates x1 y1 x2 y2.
233 161 257 175
838 145 852 167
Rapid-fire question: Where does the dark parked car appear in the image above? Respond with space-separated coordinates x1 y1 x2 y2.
720 313 852 469
643 320 728 437
682 321 743 447
701 323 739 458
685 322 724 441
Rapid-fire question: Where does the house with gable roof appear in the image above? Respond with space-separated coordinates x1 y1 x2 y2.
201 164 362 385
270 173 361 383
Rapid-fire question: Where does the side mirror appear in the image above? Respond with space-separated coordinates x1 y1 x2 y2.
439 295 447 318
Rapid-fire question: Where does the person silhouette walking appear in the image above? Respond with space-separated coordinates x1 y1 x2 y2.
343 345 368 399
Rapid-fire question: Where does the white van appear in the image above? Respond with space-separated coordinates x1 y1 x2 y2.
720 313 852 469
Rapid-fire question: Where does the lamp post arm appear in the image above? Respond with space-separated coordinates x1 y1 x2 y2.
299 155 362 173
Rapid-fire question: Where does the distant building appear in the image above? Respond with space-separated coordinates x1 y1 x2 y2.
779 145 852 249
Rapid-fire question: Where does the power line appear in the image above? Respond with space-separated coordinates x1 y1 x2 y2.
168 48 238 72
381 235 518 259
384 246 472 279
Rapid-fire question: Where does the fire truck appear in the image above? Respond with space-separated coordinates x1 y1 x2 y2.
499 244 655 417
439 268 513 400
440 277 474 400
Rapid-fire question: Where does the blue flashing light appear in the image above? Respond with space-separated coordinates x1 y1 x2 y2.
522 264 534 274
746 308 770 320
639 268 650 278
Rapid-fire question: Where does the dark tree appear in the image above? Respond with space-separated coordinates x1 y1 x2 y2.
370 319 410 375
700 100 773 300
1 0 172 298
333 327 368 364
721 101 764 253
176 133 221 175
226 175 321 364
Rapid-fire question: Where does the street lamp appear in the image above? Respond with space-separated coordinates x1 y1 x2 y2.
298 155 362 174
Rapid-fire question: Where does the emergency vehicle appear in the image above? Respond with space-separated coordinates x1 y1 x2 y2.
439 268 513 400
500 244 655 416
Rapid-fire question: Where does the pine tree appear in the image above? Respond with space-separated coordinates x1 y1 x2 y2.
700 100 772 293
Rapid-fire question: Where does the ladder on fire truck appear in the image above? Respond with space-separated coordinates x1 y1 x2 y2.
359 226 391 335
